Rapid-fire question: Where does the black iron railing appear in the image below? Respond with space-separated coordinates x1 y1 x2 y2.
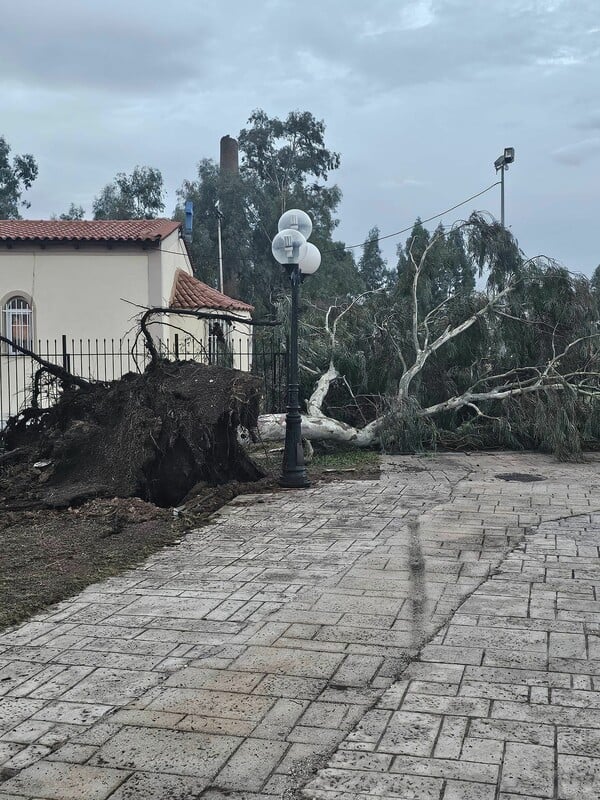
0 334 288 426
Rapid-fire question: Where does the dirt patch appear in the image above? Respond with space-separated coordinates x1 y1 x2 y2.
496 472 547 482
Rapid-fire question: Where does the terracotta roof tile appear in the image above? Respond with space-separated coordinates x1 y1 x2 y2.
171 269 253 313
0 219 181 243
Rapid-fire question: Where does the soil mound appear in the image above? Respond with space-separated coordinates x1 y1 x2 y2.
1 360 265 509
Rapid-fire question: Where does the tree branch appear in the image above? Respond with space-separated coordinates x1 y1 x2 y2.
418 336 600 418
428 285 513 357
408 231 445 353
0 336 90 390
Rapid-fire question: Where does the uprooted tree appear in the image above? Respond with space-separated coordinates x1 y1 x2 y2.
258 213 600 458
0 309 269 510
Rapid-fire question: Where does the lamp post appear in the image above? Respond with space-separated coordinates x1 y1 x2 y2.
494 147 515 227
271 209 321 488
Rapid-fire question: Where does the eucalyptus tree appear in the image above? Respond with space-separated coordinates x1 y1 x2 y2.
176 109 360 313
176 158 250 295
0 135 38 219
93 166 165 220
358 227 388 291
258 214 600 456
57 203 85 220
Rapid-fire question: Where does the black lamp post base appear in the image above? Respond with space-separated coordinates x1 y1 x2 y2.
279 470 310 489
279 417 310 488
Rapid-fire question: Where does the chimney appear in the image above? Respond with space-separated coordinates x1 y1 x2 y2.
220 135 239 174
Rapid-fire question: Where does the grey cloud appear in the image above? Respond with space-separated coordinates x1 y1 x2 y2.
3 0 599 101
552 138 600 165
214 0 598 127
577 113 600 131
0 0 212 93
3 0 600 274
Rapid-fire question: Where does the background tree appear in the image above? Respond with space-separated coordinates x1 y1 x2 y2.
358 227 388 290
0 135 38 219
591 265 600 295
176 159 251 297
238 109 340 219
93 166 164 220
55 203 85 220
176 110 361 313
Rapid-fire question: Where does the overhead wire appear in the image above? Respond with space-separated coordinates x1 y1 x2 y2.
332 180 502 253
154 180 502 263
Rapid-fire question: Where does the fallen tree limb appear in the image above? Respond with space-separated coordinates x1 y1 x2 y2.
0 336 90 390
257 413 379 447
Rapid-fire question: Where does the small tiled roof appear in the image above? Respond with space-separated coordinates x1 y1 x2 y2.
171 269 253 313
0 219 181 243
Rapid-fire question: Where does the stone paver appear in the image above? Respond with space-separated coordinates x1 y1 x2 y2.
0 452 599 798
304 466 600 799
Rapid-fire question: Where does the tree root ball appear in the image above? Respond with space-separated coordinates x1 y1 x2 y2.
2 361 265 508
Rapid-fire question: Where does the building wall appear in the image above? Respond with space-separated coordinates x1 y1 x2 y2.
147 230 193 342
0 247 150 343
160 230 191 303
230 316 253 372
164 310 252 371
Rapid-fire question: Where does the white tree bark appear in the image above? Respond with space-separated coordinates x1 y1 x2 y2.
305 363 340 417
258 412 367 444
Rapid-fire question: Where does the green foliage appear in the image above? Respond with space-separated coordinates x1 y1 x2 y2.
303 241 363 305
358 227 388 290
238 109 340 213
377 397 437 453
483 392 597 460
57 203 85 220
466 212 524 289
93 166 165 220
297 211 600 459
170 112 600 460
176 109 357 315
0 135 38 219
394 220 476 313
374 391 600 461
176 159 250 293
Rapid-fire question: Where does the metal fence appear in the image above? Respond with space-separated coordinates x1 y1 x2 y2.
0 333 288 426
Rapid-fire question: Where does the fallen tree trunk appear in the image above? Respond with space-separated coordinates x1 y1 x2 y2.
257 413 379 447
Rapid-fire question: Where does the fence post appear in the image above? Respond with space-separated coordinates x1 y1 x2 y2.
61 334 70 372
174 333 179 360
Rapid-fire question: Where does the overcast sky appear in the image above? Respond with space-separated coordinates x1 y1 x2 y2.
2 0 599 275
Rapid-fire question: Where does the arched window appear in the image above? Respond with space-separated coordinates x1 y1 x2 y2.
3 296 33 353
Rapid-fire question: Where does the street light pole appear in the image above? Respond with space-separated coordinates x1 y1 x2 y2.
500 162 505 227
494 147 515 227
271 209 321 489
280 261 308 488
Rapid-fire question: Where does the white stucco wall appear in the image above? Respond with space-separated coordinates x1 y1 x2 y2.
230 317 253 371
147 230 193 342
0 247 150 343
0 245 153 421
160 230 192 300
162 310 252 371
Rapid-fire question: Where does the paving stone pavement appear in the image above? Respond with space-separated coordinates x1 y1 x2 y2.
0 452 599 799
